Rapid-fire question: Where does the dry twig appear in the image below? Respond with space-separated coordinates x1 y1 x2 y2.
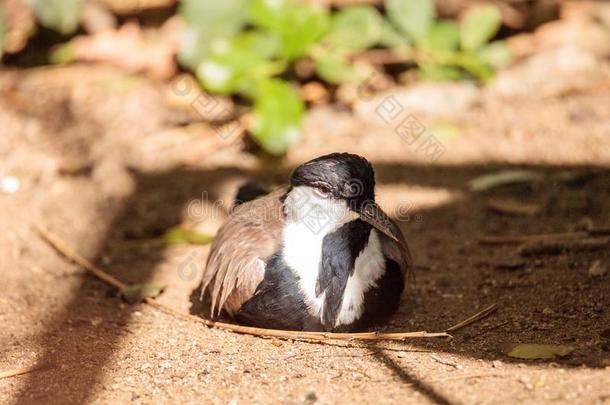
0 364 51 380
519 238 610 257
34 224 451 343
478 229 610 246
413 372 502 387
446 304 498 333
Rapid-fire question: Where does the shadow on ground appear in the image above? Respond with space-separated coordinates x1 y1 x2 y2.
12 162 610 404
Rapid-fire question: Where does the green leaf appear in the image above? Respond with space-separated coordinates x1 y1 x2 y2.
196 45 282 95
324 6 382 52
248 0 285 31
456 52 495 82
249 0 329 61
178 0 248 69
385 0 435 41
504 343 573 360
251 79 304 155
161 227 214 245
120 283 166 304
478 40 512 68
419 63 464 81
460 4 502 51
33 0 83 35
379 19 408 48
314 52 360 84
231 31 281 60
50 43 76 64
427 122 462 141
420 21 460 52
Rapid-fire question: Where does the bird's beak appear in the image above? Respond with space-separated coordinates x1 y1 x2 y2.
357 201 400 242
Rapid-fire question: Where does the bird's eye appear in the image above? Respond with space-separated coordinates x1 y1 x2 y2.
314 185 331 198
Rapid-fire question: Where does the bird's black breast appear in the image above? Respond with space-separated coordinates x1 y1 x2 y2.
316 219 372 328
235 252 323 331
235 221 405 332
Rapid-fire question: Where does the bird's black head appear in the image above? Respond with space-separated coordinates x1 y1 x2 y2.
289 153 401 242
290 152 375 207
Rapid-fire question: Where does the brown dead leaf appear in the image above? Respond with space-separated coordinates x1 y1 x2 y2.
300 82 330 104
97 0 177 15
486 198 542 216
2 0 35 54
81 0 117 34
588 260 608 277
502 343 573 360
70 18 182 79
519 238 610 257
494 258 526 272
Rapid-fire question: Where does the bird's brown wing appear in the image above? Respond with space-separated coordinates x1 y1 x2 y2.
380 218 413 279
200 187 287 316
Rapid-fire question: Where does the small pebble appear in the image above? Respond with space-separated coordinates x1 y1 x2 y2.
589 260 607 277
304 391 317 404
0 176 20 194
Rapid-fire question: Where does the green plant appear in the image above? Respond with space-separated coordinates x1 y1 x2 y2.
180 0 329 155
33 0 83 35
180 1 394 155
311 5 384 84
385 0 511 81
181 0 510 155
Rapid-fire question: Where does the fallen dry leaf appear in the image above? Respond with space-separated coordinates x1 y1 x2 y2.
503 343 573 360
486 198 543 216
120 283 166 304
68 19 182 79
1 0 35 54
469 170 544 192
300 81 330 104
519 238 610 257
161 226 214 245
494 258 526 272
80 0 117 34
588 260 608 277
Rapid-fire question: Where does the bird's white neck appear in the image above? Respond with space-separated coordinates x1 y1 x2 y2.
281 186 386 327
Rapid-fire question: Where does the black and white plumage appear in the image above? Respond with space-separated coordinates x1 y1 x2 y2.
198 153 412 332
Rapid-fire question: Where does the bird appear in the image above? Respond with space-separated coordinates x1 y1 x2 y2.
198 152 412 332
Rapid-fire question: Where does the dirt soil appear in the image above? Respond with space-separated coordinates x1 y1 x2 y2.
1 64 609 404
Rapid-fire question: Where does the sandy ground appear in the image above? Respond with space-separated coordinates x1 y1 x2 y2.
0 64 609 404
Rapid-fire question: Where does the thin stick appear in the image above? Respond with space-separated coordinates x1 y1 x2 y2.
150 299 449 341
35 224 454 342
445 304 498 332
36 224 127 290
478 229 610 246
478 232 588 245
351 49 415 65
0 364 50 380
409 373 503 387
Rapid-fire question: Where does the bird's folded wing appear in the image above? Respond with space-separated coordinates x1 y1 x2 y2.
200 187 286 316
381 218 413 279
